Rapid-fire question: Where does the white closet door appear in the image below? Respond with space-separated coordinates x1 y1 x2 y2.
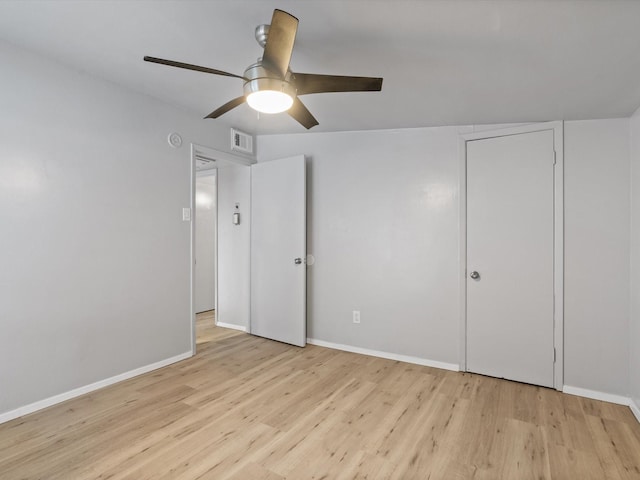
466 130 555 387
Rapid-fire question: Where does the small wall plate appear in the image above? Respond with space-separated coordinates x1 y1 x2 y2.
168 132 183 148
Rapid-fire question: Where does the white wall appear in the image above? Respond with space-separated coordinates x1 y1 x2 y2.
0 39 251 419
216 164 251 329
564 119 630 396
631 108 640 412
258 119 632 396
260 127 467 366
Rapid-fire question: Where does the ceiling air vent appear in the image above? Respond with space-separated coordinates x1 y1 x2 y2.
231 128 253 155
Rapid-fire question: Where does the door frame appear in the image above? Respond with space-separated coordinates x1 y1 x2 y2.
458 121 564 390
190 143 255 355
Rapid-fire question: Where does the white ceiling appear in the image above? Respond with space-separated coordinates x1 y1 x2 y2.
1 1 640 135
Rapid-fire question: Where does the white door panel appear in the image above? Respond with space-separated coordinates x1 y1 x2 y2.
466 130 555 387
250 155 306 347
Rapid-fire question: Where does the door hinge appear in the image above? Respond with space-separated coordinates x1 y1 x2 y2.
553 347 557 363
553 150 557 165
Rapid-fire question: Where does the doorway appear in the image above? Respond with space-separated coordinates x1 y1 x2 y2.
195 169 217 345
188 146 307 353
459 122 564 389
190 144 254 354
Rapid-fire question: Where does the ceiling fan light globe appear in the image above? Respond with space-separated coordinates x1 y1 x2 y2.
246 90 294 114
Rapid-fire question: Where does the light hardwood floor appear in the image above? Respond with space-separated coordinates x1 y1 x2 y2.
196 309 226 345
1 312 639 479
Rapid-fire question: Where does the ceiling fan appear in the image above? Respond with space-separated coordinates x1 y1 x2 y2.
144 9 383 129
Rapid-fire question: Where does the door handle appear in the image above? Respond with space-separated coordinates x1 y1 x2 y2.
470 271 480 280
294 258 303 265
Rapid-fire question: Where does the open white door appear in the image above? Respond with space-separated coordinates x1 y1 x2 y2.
250 155 306 347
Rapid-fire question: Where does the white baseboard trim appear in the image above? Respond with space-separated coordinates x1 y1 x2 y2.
0 351 193 425
306 338 459 372
562 385 630 406
216 322 247 332
630 399 640 423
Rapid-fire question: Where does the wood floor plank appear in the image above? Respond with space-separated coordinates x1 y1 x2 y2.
338 452 400 480
539 386 598 453
250 378 373 476
224 462 284 480
488 418 551 480
391 394 471 478
546 444 608 480
455 375 502 453
283 421 366 480
365 374 447 459
0 312 639 479
585 416 640 480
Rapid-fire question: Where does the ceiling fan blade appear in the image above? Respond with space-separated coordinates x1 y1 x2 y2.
144 56 246 80
288 98 319 130
205 96 246 119
293 73 383 95
261 9 298 78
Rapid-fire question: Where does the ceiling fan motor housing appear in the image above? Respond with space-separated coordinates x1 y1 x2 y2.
255 24 270 48
242 61 297 100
